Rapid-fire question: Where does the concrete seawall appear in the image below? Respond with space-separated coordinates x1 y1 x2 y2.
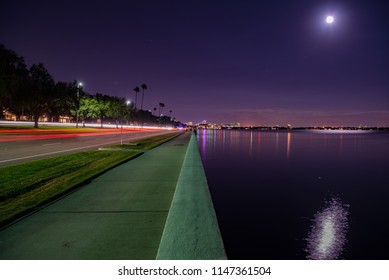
157 133 227 260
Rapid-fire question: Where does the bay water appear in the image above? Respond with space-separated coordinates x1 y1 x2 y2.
196 129 389 260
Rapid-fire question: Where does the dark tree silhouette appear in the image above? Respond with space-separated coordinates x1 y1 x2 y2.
1 46 181 128
140 83 147 110
27 63 55 128
48 81 75 122
0 44 29 119
133 86 140 110
158 102 165 116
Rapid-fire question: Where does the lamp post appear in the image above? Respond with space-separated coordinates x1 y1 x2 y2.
76 82 83 128
125 100 131 127
121 100 131 145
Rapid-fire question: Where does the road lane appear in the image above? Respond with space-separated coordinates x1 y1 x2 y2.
41 142 62 146
0 130 175 167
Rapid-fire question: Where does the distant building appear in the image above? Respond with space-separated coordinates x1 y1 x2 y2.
1 109 71 123
222 122 241 129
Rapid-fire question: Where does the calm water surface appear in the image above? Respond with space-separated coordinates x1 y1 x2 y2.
196 130 389 260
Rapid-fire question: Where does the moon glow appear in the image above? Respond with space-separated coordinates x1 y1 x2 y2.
326 15 334 24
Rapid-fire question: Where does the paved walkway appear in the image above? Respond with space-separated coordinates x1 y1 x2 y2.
0 133 191 259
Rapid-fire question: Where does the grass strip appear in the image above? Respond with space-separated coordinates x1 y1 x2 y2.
0 132 182 227
0 151 141 227
105 132 181 150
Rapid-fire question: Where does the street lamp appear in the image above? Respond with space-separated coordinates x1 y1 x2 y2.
76 82 83 128
121 100 131 145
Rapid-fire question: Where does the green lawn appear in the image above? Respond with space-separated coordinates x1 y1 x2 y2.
0 132 182 227
0 151 141 227
106 132 180 150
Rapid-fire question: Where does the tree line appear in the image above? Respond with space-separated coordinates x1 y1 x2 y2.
0 44 179 128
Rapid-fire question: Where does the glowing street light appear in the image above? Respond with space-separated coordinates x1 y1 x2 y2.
121 100 132 145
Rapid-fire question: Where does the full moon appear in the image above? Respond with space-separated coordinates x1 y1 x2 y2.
326 15 334 24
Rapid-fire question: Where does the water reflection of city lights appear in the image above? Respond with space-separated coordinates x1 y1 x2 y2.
286 132 291 159
306 197 349 259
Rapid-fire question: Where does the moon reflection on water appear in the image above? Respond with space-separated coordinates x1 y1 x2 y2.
306 197 349 260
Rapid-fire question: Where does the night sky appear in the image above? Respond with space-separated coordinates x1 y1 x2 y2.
1 0 388 126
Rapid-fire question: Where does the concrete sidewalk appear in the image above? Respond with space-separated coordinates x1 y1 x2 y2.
0 133 191 259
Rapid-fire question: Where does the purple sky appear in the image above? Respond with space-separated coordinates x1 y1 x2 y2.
1 0 388 126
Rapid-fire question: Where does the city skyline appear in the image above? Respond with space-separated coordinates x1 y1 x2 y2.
1 0 388 126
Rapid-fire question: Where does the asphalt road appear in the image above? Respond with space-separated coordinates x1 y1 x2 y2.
0 130 174 167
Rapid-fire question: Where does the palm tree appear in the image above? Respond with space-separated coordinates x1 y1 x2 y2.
169 110 172 118
140 83 147 110
133 86 140 110
158 102 165 116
